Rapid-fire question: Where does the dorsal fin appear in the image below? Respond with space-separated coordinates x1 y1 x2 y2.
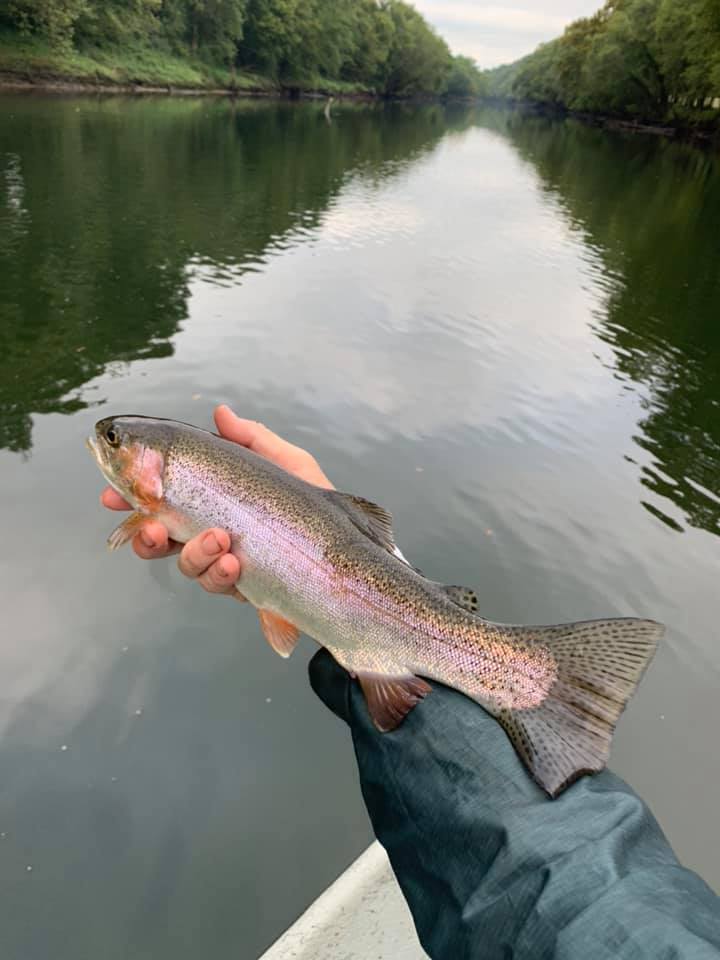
443 585 479 615
326 491 409 565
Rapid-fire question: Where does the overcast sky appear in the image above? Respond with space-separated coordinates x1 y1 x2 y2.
413 1 602 68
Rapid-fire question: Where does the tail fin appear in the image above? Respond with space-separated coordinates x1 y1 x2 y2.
494 618 662 797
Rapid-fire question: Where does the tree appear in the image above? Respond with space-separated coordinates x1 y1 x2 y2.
655 0 720 107
579 2 666 116
74 0 161 47
3 0 472 96
6 0 90 48
551 14 605 107
340 0 394 88
512 41 564 106
186 0 245 62
237 0 303 81
444 55 486 98
381 0 451 96
492 0 720 121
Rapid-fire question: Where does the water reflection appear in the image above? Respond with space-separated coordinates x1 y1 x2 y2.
3 100 717 537
479 108 720 535
1 96 720 956
0 98 466 453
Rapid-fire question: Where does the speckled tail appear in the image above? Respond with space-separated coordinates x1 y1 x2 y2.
494 617 663 797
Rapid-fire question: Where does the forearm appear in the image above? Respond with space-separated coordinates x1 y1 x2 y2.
309 650 720 960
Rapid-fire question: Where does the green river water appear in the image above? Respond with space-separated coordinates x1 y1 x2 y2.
0 95 719 958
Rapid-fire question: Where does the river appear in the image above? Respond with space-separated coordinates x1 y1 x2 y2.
0 95 718 959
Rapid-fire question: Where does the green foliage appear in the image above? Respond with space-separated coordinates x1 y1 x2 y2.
6 0 90 48
487 0 720 122
580 2 666 115
512 42 564 106
484 59 524 99
381 0 450 96
655 0 720 108
444 55 486 98
235 0 457 94
1 0 482 95
188 0 246 62
238 0 344 85
75 0 160 47
339 0 394 87
0 27 270 86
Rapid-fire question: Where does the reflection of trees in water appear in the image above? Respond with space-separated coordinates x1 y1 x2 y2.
0 98 471 453
479 107 720 535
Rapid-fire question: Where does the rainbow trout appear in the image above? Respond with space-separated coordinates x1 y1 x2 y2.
88 415 662 797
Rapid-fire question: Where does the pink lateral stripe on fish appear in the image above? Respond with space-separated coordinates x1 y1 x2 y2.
87 415 663 798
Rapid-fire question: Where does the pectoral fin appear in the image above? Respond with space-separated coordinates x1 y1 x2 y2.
357 671 432 732
258 609 300 658
107 512 146 551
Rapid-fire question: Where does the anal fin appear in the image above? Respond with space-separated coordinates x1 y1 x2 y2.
258 609 300 658
357 671 432 732
324 646 432 732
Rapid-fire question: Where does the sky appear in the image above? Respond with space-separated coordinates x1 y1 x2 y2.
413 1 602 68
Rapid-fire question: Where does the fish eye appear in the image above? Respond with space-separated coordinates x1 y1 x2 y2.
105 425 120 447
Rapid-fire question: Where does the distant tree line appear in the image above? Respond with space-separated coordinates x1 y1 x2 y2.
1 0 487 97
486 0 720 121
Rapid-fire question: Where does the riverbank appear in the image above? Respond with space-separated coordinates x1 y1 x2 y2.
0 33 373 98
484 98 720 144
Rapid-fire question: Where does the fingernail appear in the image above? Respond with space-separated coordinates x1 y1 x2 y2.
141 531 156 549
203 532 221 555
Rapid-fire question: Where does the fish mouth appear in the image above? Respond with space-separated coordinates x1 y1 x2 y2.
86 434 102 465
86 430 134 504
86 432 113 483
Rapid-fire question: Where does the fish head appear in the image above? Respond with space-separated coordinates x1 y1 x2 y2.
87 415 170 510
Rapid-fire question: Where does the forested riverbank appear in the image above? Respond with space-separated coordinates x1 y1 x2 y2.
486 0 720 136
0 1 485 98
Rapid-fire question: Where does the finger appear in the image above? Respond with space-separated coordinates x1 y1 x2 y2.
131 521 177 560
101 488 131 511
178 528 231 579
196 553 242 595
214 405 333 489
214 405 299 461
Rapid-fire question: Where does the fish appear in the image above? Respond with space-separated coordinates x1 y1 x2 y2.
87 415 663 797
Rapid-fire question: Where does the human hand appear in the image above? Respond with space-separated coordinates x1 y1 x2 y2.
100 404 333 599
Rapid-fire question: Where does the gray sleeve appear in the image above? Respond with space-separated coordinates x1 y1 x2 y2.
309 649 720 960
